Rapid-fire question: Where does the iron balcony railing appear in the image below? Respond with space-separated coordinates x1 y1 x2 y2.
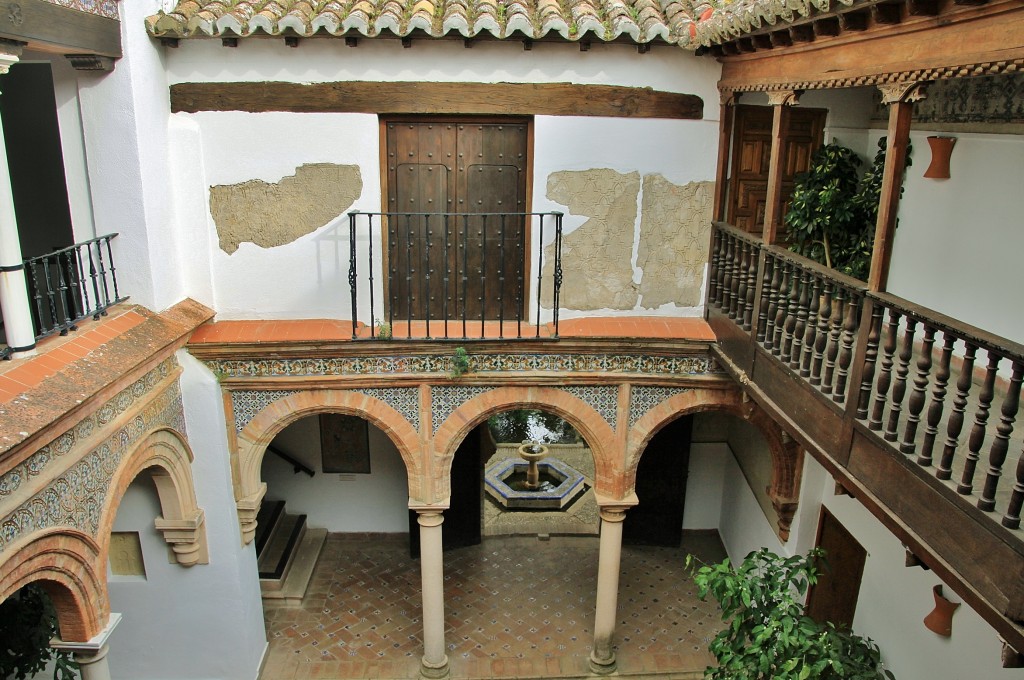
347 211 563 341
24 233 126 344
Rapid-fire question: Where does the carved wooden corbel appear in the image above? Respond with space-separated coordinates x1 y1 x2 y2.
719 89 741 107
766 89 803 106
1001 638 1024 668
877 80 929 105
65 55 116 72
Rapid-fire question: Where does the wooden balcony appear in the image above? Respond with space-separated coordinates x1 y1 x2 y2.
706 222 1024 650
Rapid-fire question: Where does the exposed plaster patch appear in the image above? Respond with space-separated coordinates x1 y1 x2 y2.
543 169 640 311
209 163 361 254
637 176 713 308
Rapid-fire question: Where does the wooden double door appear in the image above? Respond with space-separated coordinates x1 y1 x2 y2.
727 105 827 235
385 119 529 321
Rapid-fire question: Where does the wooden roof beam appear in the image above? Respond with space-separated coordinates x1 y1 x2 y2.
769 30 793 48
738 37 757 53
907 0 939 16
790 24 815 43
812 17 841 37
839 10 870 31
872 3 903 24
752 34 773 50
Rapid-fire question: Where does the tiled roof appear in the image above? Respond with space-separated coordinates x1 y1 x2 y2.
145 0 704 46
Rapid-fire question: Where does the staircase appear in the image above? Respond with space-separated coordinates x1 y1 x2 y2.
255 499 327 605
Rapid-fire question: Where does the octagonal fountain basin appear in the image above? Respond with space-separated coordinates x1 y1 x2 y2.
484 457 586 510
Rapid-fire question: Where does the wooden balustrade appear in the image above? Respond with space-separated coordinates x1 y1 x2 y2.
706 223 1024 534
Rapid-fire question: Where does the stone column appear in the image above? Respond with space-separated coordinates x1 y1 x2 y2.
0 41 36 357
589 493 637 675
416 508 450 680
51 613 121 680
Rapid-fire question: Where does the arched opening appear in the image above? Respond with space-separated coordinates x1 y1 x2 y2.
0 580 81 679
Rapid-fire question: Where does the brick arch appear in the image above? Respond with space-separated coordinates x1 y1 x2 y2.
97 428 208 568
432 386 619 501
235 389 422 543
625 387 801 540
0 529 107 642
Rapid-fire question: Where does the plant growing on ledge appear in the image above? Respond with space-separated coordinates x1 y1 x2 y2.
450 346 471 379
686 548 894 680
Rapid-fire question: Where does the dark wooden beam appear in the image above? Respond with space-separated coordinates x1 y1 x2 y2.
762 97 793 244
722 41 741 55
790 24 815 43
838 10 870 31
713 99 737 221
464 38 474 48
954 0 989 5
345 36 358 47
738 37 756 53
222 37 238 47
907 0 940 16
284 36 299 48
401 37 412 48
769 31 793 48
0 0 120 57
813 17 841 37
579 40 591 52
709 44 725 57
868 98 913 291
64 54 114 71
753 34 773 50
871 3 903 25
523 39 533 50
170 81 705 119
637 42 650 54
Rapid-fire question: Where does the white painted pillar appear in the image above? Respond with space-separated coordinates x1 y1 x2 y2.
51 613 121 680
590 493 637 675
0 43 35 357
416 509 450 680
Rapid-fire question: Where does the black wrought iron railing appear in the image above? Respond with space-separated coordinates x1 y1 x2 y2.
24 233 126 343
347 211 563 340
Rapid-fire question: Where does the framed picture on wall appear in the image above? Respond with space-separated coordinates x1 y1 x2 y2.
319 413 371 474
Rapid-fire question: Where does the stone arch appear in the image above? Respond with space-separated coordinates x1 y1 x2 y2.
97 428 208 568
432 386 619 501
0 529 107 642
235 389 422 543
626 387 802 541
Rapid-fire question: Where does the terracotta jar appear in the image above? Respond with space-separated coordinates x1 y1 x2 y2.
923 584 960 636
923 136 957 179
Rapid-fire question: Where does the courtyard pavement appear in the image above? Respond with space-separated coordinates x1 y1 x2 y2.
260 533 725 679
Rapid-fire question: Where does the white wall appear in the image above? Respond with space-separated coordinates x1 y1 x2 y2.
885 129 1024 345
104 351 267 680
682 442 728 531
262 416 411 533
160 39 721 321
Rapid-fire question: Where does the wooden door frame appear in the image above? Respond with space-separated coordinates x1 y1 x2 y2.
805 505 866 628
378 115 535 324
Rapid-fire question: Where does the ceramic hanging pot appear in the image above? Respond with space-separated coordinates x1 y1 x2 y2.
923 584 960 636
923 136 956 179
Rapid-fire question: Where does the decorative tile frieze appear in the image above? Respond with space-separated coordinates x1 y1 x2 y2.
629 386 692 427
230 390 298 432
0 383 184 555
0 358 176 501
562 386 619 430
43 0 119 21
206 353 720 380
431 386 493 433
353 388 420 433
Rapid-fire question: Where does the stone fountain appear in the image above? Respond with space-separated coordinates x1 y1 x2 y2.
484 441 586 510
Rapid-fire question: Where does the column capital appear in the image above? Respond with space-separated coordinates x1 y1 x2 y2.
878 80 929 105
595 491 638 521
0 40 24 75
766 89 802 106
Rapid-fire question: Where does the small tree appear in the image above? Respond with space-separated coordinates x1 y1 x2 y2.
686 548 894 680
0 584 79 680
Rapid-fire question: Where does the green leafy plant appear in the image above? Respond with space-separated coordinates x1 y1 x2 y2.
0 584 80 680
686 548 894 680
376 321 392 340
450 346 471 378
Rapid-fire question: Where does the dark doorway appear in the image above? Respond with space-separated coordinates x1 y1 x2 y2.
409 424 485 557
806 508 867 628
384 118 529 322
726 105 827 234
623 416 693 547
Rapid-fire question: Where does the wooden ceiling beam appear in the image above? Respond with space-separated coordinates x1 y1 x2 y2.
839 10 870 31
753 34 773 50
813 17 841 37
790 24 815 43
907 0 940 16
769 30 793 48
738 37 757 53
871 3 903 24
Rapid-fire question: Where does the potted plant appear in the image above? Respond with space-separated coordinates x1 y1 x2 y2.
686 548 894 680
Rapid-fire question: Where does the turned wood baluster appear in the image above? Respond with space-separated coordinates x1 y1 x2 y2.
978 361 1023 512
937 343 976 480
822 288 845 395
756 256 774 343
762 259 783 349
772 263 791 356
957 353 999 496
733 242 749 321
900 324 936 454
743 244 758 331
781 265 801 362
833 292 860 405
789 270 811 370
709 228 722 306
729 240 743 320
919 332 954 467
869 310 901 431
884 317 917 442
721 236 734 314
1003 445 1024 529
856 302 884 420
810 281 833 387
800 276 821 378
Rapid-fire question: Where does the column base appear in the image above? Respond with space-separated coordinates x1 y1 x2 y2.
419 655 450 680
589 651 617 675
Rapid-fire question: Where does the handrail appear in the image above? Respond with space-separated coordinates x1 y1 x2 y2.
267 445 315 477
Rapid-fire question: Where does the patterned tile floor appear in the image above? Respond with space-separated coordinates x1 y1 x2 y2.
261 533 726 679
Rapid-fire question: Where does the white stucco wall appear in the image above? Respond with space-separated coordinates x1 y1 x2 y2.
682 442 729 531
262 416 411 533
157 39 720 321
102 351 268 680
